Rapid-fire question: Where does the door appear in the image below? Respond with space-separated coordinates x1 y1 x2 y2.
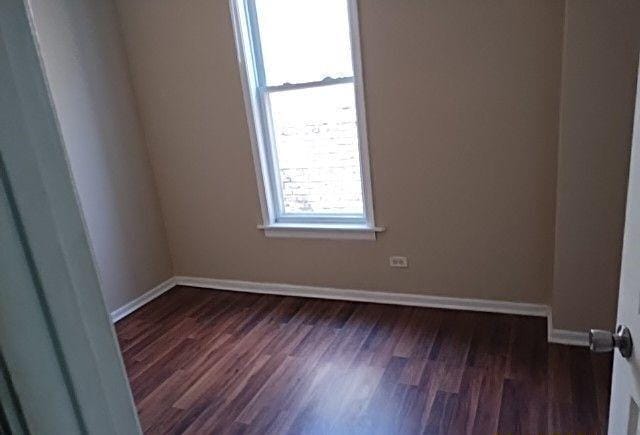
608 60 640 434
0 156 84 434
0 0 141 432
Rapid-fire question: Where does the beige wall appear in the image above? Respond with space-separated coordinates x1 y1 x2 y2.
26 0 635 331
28 0 173 311
35 0 637 331
553 0 640 331
115 0 564 304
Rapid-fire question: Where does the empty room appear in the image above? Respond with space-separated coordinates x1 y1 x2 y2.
3 0 640 433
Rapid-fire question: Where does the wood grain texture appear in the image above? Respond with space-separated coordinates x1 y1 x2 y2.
115 286 612 434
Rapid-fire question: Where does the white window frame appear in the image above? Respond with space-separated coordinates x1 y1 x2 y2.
229 0 383 240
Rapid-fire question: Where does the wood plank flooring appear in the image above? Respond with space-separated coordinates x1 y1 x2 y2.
115 286 612 434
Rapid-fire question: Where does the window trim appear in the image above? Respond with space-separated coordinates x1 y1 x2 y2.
230 0 381 240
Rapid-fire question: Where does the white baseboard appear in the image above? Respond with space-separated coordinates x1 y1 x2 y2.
110 275 589 347
174 276 549 317
547 315 589 346
110 277 176 322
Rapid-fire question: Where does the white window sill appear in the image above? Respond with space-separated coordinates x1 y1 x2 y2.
257 223 385 240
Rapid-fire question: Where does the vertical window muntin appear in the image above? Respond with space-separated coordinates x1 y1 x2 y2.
233 0 374 228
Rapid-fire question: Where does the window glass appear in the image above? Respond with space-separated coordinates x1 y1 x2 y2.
254 0 354 86
268 83 363 215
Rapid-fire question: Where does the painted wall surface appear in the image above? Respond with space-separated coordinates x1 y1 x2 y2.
29 0 639 331
28 0 173 311
115 0 563 305
553 0 640 331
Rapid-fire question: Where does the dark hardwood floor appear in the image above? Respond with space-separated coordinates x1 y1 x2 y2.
115 286 612 434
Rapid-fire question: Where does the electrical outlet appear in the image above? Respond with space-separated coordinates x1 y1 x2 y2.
389 256 408 268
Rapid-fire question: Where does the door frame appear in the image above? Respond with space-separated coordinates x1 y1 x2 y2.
0 0 140 432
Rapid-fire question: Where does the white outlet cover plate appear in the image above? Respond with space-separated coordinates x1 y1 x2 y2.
389 256 408 268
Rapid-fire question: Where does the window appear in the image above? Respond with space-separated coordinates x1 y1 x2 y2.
230 0 381 239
